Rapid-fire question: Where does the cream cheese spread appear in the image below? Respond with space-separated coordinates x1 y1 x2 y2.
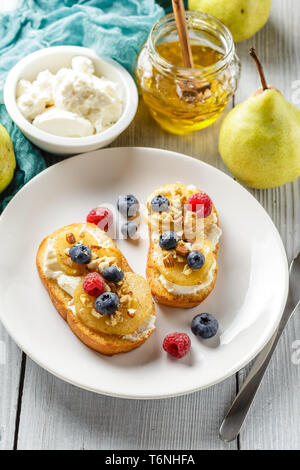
158 259 217 295
17 56 123 137
122 315 156 341
43 238 80 296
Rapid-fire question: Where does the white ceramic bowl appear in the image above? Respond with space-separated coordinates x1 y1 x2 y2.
4 46 138 154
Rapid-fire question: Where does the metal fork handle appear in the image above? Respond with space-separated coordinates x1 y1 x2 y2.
219 297 299 442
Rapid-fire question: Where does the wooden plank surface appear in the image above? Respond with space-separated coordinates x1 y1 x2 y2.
234 0 300 450
16 101 237 450
0 330 23 450
1 0 300 450
17 359 237 450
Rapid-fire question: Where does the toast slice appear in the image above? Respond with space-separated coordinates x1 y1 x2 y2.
37 223 155 355
145 184 221 308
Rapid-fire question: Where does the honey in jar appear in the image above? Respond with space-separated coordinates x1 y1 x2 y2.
135 12 240 135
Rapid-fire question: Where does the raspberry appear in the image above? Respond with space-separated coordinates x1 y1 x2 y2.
187 192 212 218
82 272 105 297
86 207 113 231
163 333 191 358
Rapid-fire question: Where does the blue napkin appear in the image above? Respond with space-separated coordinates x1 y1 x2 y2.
0 0 164 212
0 105 46 213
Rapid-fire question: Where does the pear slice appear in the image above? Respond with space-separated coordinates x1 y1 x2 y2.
54 225 122 276
154 239 215 286
74 272 153 336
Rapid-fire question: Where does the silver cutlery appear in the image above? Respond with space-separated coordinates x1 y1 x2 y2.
219 252 300 442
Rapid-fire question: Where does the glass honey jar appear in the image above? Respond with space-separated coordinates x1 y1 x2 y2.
135 11 240 135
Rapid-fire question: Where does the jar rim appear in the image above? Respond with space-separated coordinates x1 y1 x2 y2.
148 11 235 78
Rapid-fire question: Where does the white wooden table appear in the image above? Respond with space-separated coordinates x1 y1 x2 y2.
1 0 299 450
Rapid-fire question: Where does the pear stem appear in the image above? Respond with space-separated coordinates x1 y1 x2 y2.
249 48 268 91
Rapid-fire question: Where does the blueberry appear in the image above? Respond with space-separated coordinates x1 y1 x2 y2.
186 250 205 270
69 243 91 264
191 313 219 339
102 265 124 283
121 221 138 239
151 195 170 213
159 231 178 250
117 194 139 217
95 292 120 315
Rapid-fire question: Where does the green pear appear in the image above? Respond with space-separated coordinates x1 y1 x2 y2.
219 49 300 189
188 0 272 42
0 124 16 194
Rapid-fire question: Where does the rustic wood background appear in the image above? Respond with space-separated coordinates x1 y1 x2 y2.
1 0 300 450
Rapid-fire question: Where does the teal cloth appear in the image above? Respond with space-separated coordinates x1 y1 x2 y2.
0 0 164 212
0 105 46 213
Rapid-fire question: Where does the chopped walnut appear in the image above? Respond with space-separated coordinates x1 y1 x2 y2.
176 241 189 256
97 257 116 273
163 253 175 268
183 264 193 276
203 212 215 233
80 295 93 307
87 259 100 271
66 232 76 244
120 294 130 304
120 285 133 296
161 212 172 222
105 310 124 326
90 308 101 319
109 283 119 293
127 309 136 318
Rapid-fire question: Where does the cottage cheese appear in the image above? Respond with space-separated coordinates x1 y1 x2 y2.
159 259 217 295
122 315 156 342
17 56 123 137
43 238 80 296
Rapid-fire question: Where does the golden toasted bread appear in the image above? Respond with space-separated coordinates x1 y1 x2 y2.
145 184 221 308
37 223 155 355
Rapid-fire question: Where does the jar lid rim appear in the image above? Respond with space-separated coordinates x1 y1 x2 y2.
148 11 236 78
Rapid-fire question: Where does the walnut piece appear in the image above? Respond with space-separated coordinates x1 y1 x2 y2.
80 295 93 307
120 294 130 304
183 264 193 276
90 308 101 319
66 232 76 244
176 241 189 256
127 309 136 318
105 310 124 326
163 254 175 268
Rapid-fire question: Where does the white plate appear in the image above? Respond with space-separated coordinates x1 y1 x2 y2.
0 147 288 399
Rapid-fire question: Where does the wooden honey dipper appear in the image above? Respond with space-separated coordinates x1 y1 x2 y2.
172 0 194 68
171 0 211 103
